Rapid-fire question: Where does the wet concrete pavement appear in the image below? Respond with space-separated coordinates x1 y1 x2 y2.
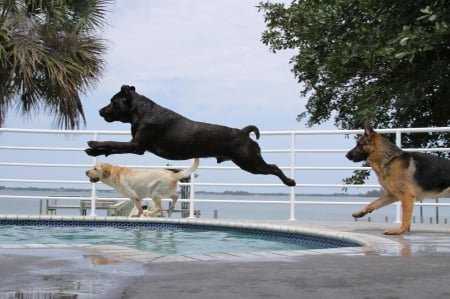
0 247 143 299
124 253 450 299
1 220 450 299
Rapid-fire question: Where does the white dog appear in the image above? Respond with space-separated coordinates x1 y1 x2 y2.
86 159 199 217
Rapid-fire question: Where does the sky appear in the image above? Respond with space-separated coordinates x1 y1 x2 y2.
1 0 372 194
5 0 311 132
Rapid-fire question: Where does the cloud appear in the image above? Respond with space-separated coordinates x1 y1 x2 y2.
91 0 304 129
5 0 306 131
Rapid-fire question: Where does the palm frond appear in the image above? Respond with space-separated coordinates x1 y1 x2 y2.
0 0 112 128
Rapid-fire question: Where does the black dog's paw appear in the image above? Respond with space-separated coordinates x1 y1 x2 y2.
133 149 146 155
285 178 296 187
85 148 99 156
85 141 105 156
87 140 99 148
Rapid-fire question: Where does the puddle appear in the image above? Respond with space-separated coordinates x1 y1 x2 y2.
0 248 146 299
361 231 450 256
83 254 122 266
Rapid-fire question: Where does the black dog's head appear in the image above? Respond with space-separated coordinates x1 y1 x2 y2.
99 85 136 123
345 119 376 162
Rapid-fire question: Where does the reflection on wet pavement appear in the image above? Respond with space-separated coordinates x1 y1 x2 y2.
83 254 122 267
0 247 144 299
358 229 450 256
1 290 78 299
389 233 450 256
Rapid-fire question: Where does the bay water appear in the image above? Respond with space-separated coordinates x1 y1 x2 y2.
0 189 447 223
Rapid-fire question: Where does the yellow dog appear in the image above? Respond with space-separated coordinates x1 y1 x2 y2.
86 159 199 217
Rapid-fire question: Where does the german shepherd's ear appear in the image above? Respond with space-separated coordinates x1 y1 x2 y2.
363 118 375 136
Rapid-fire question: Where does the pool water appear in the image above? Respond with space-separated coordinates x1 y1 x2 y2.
0 225 326 256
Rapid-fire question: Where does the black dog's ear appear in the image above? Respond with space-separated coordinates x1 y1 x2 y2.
120 85 135 100
120 85 135 92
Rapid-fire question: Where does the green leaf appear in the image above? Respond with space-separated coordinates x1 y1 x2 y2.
399 37 409 46
394 52 409 59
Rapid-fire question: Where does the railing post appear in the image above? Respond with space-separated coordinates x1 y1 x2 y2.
394 130 402 223
188 169 196 219
90 132 98 216
289 132 296 221
90 182 97 217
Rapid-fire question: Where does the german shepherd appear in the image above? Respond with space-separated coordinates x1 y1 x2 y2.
346 120 450 235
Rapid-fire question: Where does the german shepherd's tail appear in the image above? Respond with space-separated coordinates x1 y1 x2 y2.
241 125 260 140
174 158 200 180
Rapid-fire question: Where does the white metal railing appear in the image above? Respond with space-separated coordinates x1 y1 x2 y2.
0 127 449 222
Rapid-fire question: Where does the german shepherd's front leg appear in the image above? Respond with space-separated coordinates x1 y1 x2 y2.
352 193 397 219
383 193 415 235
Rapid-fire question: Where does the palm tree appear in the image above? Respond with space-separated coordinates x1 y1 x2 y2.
0 0 112 129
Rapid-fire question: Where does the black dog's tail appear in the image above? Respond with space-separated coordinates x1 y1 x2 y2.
241 125 260 140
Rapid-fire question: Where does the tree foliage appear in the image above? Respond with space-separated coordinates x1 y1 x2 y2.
0 0 112 129
258 0 450 147
258 0 450 185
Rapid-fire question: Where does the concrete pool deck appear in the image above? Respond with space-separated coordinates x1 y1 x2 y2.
1 219 450 298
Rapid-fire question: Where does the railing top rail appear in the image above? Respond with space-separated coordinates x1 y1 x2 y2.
1 127 449 135
0 128 127 135
263 127 450 135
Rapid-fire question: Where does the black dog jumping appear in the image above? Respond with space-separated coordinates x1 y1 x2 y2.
85 85 296 186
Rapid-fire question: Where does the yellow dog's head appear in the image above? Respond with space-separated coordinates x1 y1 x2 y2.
85 163 112 183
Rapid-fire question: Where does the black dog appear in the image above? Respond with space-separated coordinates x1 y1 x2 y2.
85 85 296 186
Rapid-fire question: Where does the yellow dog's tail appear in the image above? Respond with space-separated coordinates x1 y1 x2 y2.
175 158 199 180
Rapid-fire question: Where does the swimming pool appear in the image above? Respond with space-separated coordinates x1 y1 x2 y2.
0 218 361 256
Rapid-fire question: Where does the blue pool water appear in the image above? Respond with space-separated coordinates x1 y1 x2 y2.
0 221 360 256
